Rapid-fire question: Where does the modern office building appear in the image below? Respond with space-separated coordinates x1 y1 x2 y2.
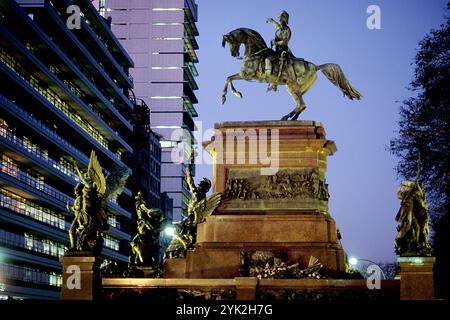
128 94 163 209
0 0 164 299
104 0 199 221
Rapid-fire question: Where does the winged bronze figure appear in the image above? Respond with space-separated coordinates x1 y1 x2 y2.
165 150 222 258
67 150 129 256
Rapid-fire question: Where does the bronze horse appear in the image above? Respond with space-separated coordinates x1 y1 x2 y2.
221 28 362 120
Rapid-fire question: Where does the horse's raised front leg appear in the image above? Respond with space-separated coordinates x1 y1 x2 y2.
230 79 243 98
281 84 306 121
221 73 243 105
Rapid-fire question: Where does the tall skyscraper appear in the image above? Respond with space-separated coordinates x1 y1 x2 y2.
0 0 163 299
105 0 199 221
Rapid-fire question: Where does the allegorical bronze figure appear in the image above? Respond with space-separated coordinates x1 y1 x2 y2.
129 191 166 268
221 10 362 120
394 180 432 256
165 150 221 258
66 151 129 256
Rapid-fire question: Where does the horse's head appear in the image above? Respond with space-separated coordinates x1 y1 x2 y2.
222 28 267 59
222 33 241 58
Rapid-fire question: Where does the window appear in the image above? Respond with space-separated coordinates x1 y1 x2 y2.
0 49 109 149
103 234 120 251
152 37 183 41
24 233 67 257
160 140 178 148
151 66 182 70
152 8 183 11
0 263 62 287
0 188 68 231
152 22 182 26
0 154 73 204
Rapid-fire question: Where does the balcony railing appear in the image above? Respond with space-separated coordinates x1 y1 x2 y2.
0 95 134 184
0 157 131 219
0 126 81 183
0 263 62 287
0 188 69 231
0 94 90 165
0 160 73 205
0 48 109 148
0 229 67 258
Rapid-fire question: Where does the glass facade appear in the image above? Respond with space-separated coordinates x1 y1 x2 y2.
0 229 67 258
1 153 73 204
0 188 68 231
106 0 199 221
0 119 81 183
0 263 62 287
0 48 109 148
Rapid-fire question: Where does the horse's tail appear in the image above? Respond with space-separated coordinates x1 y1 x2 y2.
318 63 362 100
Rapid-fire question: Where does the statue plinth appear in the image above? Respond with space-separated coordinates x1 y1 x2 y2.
60 255 100 300
208 121 335 209
398 256 435 300
164 121 346 278
136 266 158 278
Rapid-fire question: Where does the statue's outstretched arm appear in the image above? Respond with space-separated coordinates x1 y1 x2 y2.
185 150 197 195
186 162 197 194
266 18 280 29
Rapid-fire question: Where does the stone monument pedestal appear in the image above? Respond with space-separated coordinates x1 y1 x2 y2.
165 121 346 278
136 266 158 278
398 256 435 300
60 255 100 300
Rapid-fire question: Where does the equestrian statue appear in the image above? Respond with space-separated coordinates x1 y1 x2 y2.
221 10 362 120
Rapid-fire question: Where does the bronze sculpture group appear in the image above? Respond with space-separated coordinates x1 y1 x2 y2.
64 11 432 281
165 150 221 259
221 10 362 120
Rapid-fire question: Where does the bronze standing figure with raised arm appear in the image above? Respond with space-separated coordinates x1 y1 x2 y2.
165 150 221 259
265 10 293 91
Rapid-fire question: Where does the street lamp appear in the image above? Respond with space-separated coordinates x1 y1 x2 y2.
164 226 175 237
348 257 387 279
349 257 358 266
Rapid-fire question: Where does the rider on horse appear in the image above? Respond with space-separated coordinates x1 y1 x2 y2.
265 10 293 91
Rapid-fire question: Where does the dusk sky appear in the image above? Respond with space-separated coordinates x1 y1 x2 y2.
192 0 448 263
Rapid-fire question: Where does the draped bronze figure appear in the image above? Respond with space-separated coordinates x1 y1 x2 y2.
395 180 432 256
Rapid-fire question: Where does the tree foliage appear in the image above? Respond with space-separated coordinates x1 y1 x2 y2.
390 8 449 214
389 5 449 299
